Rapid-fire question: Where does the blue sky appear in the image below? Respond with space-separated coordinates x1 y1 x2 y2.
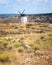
0 0 52 14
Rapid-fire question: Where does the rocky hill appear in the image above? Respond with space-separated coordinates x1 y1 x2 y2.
28 13 52 23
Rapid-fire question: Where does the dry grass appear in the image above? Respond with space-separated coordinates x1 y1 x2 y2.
0 22 52 65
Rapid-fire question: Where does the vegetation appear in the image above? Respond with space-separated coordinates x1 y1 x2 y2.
29 43 40 51
0 51 11 62
26 24 33 28
18 46 24 53
14 42 22 48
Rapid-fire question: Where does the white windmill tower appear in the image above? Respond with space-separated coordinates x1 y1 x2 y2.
18 10 28 23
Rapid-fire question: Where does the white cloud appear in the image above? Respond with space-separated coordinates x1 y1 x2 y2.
16 0 29 2
16 0 48 3
0 0 49 4
0 0 9 4
16 0 30 3
35 0 48 2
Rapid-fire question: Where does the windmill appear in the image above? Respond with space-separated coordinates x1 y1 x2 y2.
18 9 28 23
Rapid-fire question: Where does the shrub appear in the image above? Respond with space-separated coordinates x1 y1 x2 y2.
0 52 11 62
8 46 13 50
14 42 21 48
26 24 33 28
39 30 44 33
0 44 3 50
48 33 52 36
20 26 24 28
35 50 44 55
0 42 8 50
29 43 40 51
14 27 18 29
39 24 48 27
3 43 8 48
18 46 24 53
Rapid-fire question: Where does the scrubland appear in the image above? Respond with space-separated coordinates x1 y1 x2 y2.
0 22 52 65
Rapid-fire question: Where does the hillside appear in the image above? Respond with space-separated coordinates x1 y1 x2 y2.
0 22 52 65
0 13 52 23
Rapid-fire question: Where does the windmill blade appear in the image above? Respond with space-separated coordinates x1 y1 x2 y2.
22 9 25 14
18 11 21 14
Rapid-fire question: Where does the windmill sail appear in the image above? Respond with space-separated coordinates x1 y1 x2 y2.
18 9 26 16
18 9 27 23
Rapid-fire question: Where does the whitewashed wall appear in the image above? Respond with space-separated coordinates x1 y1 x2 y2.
21 16 27 23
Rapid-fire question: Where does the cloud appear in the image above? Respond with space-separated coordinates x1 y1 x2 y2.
35 0 48 2
16 0 29 2
0 0 9 4
16 0 48 3
0 0 49 5
16 0 30 4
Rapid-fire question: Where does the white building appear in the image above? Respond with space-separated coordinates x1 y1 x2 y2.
21 16 28 23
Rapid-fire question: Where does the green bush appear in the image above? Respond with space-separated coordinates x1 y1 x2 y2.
26 24 33 28
18 46 24 53
29 43 40 51
3 43 8 48
14 42 21 48
0 52 11 62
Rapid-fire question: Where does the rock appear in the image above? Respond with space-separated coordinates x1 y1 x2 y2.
24 58 31 64
22 44 31 49
15 38 20 42
11 39 15 42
